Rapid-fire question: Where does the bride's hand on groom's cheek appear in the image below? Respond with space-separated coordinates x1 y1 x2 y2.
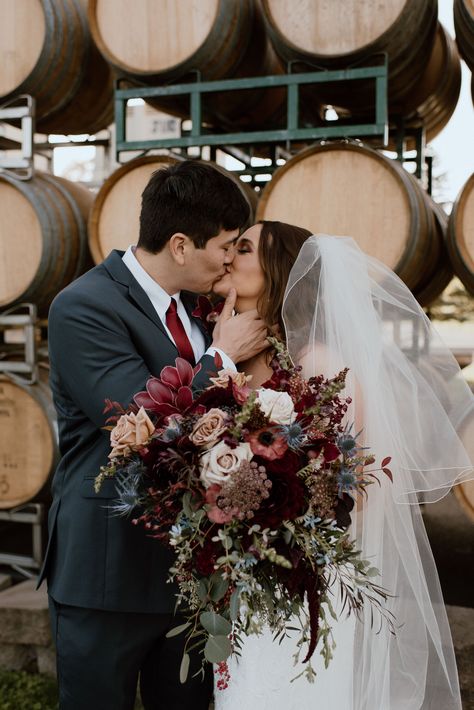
211 288 270 363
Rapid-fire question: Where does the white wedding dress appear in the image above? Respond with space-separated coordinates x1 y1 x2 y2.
215 587 356 709
214 235 473 710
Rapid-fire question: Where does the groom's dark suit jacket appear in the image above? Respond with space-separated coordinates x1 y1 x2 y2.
39 250 216 613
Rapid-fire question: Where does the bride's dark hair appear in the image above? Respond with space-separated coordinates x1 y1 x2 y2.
257 220 312 342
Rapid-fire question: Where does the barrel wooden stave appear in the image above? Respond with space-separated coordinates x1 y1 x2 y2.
0 373 57 510
0 0 113 134
447 174 474 296
256 142 438 293
88 0 287 130
261 0 438 115
0 173 93 314
414 195 454 307
390 23 462 149
454 0 474 70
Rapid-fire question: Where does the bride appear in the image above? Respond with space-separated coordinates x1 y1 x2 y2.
211 221 473 710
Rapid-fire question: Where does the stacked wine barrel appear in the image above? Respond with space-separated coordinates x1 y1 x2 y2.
0 369 58 510
0 0 114 134
0 171 93 510
260 0 461 146
1 0 472 516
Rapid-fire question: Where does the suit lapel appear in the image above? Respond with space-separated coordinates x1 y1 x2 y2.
102 250 169 339
102 251 212 350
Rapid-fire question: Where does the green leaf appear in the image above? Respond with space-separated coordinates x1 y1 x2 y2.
197 578 209 602
366 567 380 578
200 611 232 636
229 588 241 621
209 574 229 603
165 621 191 638
204 635 232 663
179 652 190 684
182 491 193 518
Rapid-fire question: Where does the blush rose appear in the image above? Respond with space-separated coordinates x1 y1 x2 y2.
109 407 155 459
199 441 253 488
189 408 228 448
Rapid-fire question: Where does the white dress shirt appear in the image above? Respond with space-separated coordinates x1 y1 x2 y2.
122 246 235 371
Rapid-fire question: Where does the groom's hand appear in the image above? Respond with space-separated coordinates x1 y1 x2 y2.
211 288 269 363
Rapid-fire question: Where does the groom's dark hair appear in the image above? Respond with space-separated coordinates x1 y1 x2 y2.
138 159 250 252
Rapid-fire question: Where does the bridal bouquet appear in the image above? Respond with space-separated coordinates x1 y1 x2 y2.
95 340 393 686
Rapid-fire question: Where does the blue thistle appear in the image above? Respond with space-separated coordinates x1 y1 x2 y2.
337 466 357 498
337 422 369 457
109 471 142 517
278 422 307 450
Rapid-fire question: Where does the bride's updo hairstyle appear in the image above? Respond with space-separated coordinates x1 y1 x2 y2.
257 220 312 340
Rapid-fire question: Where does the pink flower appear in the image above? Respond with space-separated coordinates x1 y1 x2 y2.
133 358 204 419
109 407 155 459
248 428 288 460
205 484 237 523
209 369 252 404
189 408 228 448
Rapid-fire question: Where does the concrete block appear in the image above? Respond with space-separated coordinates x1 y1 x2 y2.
0 642 36 672
35 643 56 678
0 579 51 645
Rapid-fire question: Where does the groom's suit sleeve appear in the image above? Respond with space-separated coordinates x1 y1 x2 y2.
48 290 216 430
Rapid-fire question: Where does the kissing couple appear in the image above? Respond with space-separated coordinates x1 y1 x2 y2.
41 159 471 709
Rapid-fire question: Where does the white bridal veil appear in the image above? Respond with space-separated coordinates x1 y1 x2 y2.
281 234 474 710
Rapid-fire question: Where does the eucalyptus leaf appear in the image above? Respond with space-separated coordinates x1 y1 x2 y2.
179 652 190 684
182 491 193 519
204 635 232 663
200 611 232 636
229 588 241 621
209 574 229 603
197 578 209 603
165 621 191 638
366 567 380 578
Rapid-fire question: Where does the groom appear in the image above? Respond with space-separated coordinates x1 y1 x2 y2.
38 160 269 709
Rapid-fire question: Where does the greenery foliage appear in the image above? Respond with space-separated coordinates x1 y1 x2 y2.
0 669 58 710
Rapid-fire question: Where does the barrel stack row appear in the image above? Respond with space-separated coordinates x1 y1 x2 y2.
0 1 473 516
454 0 474 106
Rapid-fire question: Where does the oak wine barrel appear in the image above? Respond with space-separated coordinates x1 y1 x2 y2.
0 173 93 314
447 174 474 296
0 0 113 134
88 0 286 130
390 22 461 150
0 370 57 510
256 142 441 294
261 0 437 116
414 195 453 307
88 156 257 264
454 0 474 70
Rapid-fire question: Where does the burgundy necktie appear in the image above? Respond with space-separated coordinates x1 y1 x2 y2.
165 298 195 365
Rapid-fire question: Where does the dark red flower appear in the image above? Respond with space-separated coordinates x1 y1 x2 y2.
253 452 306 528
195 539 221 576
192 296 225 335
134 358 204 419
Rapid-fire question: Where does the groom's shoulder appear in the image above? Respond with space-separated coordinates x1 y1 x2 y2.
49 252 127 318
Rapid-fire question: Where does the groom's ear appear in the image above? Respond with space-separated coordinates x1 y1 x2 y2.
168 232 190 265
